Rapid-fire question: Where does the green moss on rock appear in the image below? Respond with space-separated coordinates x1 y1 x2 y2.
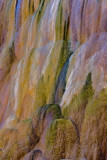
63 73 94 122
45 119 78 160
31 104 62 148
80 89 107 159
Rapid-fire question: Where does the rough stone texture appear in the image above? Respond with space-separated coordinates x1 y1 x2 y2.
0 0 107 159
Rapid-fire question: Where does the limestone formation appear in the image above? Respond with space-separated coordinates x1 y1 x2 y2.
0 0 107 159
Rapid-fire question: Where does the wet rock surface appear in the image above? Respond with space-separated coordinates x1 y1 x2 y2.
0 0 107 159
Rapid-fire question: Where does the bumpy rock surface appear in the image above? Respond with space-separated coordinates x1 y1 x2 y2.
0 0 107 159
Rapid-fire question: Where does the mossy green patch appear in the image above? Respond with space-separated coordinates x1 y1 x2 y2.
43 40 63 103
31 104 63 142
22 118 32 124
34 75 46 110
46 118 78 160
84 88 107 119
55 0 63 41
63 72 94 118
80 88 107 159
36 104 63 121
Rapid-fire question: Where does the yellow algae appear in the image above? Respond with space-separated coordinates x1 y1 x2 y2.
46 119 78 160
43 40 63 103
5 0 16 45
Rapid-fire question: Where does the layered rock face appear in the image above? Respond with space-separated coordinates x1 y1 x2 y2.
0 0 107 159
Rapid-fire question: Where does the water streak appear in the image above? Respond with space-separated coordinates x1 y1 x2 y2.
15 0 22 31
